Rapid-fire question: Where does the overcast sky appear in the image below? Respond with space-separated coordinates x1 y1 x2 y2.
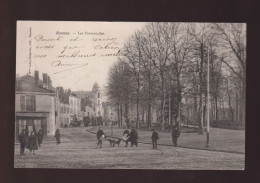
16 21 145 91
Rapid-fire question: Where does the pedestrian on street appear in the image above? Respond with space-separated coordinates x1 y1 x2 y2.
172 126 180 147
55 129 61 145
129 127 138 147
96 126 106 148
37 129 43 147
122 128 129 147
24 128 29 148
28 131 38 155
151 129 159 149
18 129 26 156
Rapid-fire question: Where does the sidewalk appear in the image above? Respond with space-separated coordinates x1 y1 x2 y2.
15 135 71 145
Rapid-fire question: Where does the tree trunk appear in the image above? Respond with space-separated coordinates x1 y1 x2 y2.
168 87 171 124
161 71 165 130
136 84 140 129
235 91 239 122
120 104 123 127
147 72 152 130
118 103 120 128
176 73 182 128
241 81 245 125
215 95 218 125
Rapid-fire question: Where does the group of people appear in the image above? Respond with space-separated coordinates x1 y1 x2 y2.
151 126 180 149
122 127 139 147
18 129 43 156
96 126 180 149
18 128 62 156
96 127 139 148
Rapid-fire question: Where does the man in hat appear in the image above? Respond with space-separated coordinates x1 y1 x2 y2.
55 129 61 145
129 127 138 147
151 129 159 149
18 129 26 155
37 129 43 147
97 126 106 148
172 126 180 146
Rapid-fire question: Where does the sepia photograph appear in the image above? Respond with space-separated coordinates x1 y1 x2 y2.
15 21 246 169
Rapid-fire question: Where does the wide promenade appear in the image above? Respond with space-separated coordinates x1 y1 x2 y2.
14 126 245 169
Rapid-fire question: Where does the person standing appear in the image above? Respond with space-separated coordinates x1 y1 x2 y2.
18 129 26 155
55 129 61 145
28 131 38 155
129 128 138 147
96 126 105 148
172 126 180 147
122 128 129 147
151 129 159 149
37 129 43 147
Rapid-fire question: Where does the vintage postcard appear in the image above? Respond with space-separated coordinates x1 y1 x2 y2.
15 21 245 169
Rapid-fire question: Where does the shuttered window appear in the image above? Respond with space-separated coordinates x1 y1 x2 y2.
20 95 36 112
20 96 25 111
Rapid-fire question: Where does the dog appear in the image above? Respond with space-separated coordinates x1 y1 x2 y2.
106 138 122 147
114 139 122 147
107 138 116 147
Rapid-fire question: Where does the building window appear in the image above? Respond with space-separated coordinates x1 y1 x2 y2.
20 95 36 112
98 92 100 98
98 100 100 104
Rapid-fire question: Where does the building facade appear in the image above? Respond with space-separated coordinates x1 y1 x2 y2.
73 82 103 117
15 72 56 141
69 95 81 116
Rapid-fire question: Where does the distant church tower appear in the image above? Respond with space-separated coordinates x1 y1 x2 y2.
92 82 102 116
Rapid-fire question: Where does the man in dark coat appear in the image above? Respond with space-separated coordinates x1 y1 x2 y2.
37 129 43 147
28 131 38 155
151 129 159 149
129 128 138 147
122 128 129 147
172 126 180 146
18 129 26 155
55 129 61 145
96 127 105 148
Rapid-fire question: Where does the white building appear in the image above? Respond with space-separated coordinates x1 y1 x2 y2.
15 72 56 140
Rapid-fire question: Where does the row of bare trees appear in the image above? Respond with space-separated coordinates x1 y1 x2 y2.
106 23 246 130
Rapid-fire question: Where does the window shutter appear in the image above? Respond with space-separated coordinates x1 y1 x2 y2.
25 96 30 111
20 96 25 111
30 96 36 111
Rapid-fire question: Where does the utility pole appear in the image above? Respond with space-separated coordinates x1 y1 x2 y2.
168 84 171 125
206 43 210 148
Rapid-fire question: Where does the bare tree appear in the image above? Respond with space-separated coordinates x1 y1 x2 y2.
213 23 246 124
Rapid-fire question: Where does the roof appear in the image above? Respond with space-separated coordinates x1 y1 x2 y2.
16 77 54 93
59 92 70 104
73 91 94 99
19 75 44 86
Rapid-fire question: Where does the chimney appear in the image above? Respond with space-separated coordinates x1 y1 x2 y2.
48 76 52 90
68 88 71 95
34 71 39 86
42 73 48 88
